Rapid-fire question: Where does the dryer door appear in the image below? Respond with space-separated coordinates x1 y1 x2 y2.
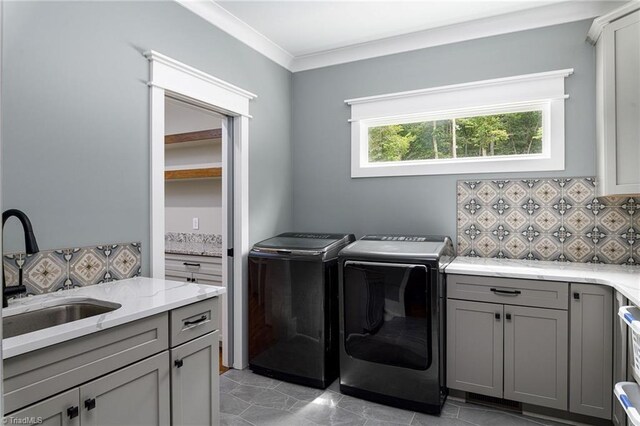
342 261 431 370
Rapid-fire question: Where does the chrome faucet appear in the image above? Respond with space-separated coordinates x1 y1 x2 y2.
2 209 39 308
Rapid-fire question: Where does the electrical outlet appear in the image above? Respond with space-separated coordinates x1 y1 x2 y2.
192 217 199 230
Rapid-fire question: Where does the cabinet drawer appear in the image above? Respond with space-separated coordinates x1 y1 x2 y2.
447 274 568 310
193 272 222 285
165 270 192 282
170 298 219 347
166 254 222 276
4 313 169 414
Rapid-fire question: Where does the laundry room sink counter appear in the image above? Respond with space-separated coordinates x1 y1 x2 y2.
2 277 225 359
446 257 640 305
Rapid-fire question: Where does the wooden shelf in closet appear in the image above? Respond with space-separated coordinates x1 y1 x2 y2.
165 129 222 144
165 167 222 180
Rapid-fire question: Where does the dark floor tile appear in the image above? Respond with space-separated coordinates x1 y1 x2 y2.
221 413 254 426
290 399 366 425
239 404 317 426
458 406 548 426
411 413 477 426
276 381 328 401
221 393 252 415
338 395 415 424
223 369 281 389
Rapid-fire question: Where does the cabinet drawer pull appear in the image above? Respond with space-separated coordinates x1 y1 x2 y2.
573 292 580 300
67 406 79 419
175 359 184 368
184 315 208 326
495 313 501 320
84 398 96 411
506 313 512 320
490 288 521 296
183 262 201 267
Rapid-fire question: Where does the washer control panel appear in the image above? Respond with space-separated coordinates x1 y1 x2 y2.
362 235 437 242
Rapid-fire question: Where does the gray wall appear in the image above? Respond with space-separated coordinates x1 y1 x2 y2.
291 20 596 240
2 1 293 273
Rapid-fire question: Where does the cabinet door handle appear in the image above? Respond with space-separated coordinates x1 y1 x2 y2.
175 359 184 368
84 398 96 411
184 315 208 326
183 262 201 267
490 288 521 296
506 313 512 320
67 406 79 419
495 313 501 320
573 292 580 300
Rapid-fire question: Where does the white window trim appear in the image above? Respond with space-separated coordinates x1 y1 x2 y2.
346 69 573 178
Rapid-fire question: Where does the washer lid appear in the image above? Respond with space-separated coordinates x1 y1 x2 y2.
252 232 353 252
340 234 451 260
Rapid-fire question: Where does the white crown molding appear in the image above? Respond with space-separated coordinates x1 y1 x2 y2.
175 0 294 70
291 1 618 72
587 1 640 44
177 1 619 73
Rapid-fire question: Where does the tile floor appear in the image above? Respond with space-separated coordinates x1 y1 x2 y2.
220 369 566 426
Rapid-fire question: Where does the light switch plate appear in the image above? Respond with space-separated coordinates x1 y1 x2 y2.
192 217 199 230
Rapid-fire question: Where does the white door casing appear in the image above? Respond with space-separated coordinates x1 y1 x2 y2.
145 51 255 369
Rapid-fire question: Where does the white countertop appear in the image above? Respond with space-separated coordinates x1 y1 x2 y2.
2 277 225 359
446 257 640 306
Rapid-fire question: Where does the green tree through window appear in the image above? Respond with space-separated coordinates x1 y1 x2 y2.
367 110 543 162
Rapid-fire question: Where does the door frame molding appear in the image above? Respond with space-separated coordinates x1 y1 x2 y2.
145 50 255 369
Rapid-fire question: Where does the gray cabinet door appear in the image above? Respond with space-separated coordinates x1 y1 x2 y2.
4 389 79 426
447 299 503 397
504 305 568 410
613 290 627 426
171 331 220 426
80 351 170 426
598 9 640 196
570 284 613 419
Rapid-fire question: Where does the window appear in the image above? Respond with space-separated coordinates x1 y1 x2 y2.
346 69 573 178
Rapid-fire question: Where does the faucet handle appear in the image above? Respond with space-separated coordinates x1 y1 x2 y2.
4 284 27 298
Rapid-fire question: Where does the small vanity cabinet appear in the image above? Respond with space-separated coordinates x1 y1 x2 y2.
447 274 613 420
3 298 220 426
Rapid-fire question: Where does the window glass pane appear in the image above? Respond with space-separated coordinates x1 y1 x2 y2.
367 110 543 163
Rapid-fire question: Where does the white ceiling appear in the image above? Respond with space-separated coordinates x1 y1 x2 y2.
216 0 560 57
177 0 623 71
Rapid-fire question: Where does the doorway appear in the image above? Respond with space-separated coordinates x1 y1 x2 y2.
146 50 255 370
164 97 232 369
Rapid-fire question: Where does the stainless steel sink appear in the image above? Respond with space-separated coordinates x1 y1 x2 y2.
3 299 122 339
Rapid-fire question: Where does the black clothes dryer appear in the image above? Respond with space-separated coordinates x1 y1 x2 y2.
338 235 454 414
248 232 355 389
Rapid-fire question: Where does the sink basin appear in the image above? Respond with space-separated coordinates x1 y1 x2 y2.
3 299 122 339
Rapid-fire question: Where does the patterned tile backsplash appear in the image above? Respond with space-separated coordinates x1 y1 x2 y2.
3 242 141 297
457 178 640 264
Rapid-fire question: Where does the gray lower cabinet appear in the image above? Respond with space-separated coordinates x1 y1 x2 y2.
503 305 568 410
4 352 171 426
80 351 170 426
4 298 220 425
171 331 220 426
447 299 503 397
4 388 80 426
569 284 613 419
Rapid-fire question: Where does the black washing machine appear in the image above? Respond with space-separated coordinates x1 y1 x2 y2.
338 235 454 414
249 232 355 389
